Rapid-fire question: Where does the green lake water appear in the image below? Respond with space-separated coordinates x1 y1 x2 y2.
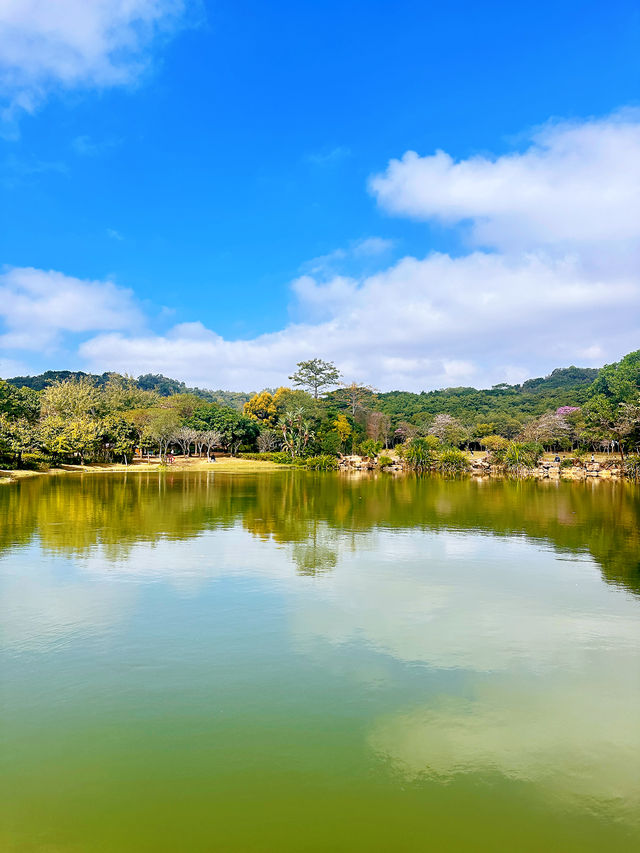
1 471 639 852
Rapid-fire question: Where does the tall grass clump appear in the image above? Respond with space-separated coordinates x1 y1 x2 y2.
436 447 470 474
404 436 439 470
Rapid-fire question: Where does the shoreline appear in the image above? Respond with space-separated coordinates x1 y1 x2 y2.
1 453 634 485
0 456 293 483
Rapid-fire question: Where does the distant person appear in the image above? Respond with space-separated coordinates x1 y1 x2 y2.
591 453 595 463
554 454 561 463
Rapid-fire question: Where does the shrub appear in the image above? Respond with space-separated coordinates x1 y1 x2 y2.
560 458 574 469
21 451 52 471
240 452 293 464
377 454 393 468
436 447 470 474
359 438 382 458
305 455 339 470
394 442 407 460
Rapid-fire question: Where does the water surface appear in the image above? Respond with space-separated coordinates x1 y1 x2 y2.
1 472 639 851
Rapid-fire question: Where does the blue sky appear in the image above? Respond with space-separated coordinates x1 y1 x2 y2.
0 0 639 390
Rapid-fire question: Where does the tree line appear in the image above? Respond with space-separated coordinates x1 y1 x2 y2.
0 375 258 468
1 351 639 470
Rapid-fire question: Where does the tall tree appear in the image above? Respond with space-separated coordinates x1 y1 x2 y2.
334 381 377 416
367 411 391 447
333 414 352 452
144 409 181 461
187 404 258 455
41 377 101 418
289 359 342 399
0 380 40 422
243 390 277 426
582 395 640 460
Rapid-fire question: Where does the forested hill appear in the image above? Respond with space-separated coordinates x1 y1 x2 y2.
375 366 600 423
5 371 252 411
3 363 602 423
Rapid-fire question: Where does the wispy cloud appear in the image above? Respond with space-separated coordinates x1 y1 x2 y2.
352 236 395 257
106 228 124 241
1 154 68 188
72 135 122 157
306 146 352 166
0 0 190 136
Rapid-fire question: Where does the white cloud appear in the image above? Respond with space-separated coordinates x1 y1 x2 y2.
352 236 395 257
79 248 639 390
369 677 640 819
0 266 142 351
4 111 639 390
72 134 122 157
292 530 640 673
306 146 351 166
370 110 640 253
75 111 640 389
0 0 187 131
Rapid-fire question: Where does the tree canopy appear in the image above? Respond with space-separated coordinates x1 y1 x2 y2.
289 359 342 399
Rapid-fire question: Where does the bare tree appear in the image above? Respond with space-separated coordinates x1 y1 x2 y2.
428 414 468 447
367 411 391 447
521 412 571 448
201 430 222 461
257 429 280 452
337 381 377 416
173 426 198 457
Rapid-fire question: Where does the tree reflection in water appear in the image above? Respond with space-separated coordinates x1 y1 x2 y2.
1 471 638 594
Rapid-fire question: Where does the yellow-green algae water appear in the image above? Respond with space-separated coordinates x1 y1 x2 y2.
1 471 639 852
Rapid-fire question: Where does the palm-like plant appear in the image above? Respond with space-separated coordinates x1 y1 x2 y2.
279 408 314 458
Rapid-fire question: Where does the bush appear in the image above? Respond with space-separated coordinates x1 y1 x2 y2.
240 452 293 464
305 455 339 470
377 454 393 468
21 451 52 471
436 447 470 474
359 438 382 458
560 457 574 469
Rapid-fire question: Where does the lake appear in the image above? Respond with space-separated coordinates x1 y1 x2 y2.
1 471 639 852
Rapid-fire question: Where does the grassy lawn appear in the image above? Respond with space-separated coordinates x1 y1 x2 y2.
0 456 291 482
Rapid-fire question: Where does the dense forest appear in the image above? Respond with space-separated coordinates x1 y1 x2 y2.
7 370 251 411
1 351 639 471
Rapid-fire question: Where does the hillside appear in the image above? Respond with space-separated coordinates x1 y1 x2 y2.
375 367 600 425
6 371 252 411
